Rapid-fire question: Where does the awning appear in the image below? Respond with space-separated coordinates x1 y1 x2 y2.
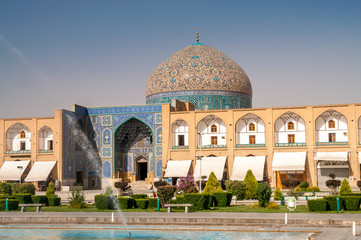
24 161 57 182
164 160 192 178
314 152 348 161
194 156 227 180
231 156 265 181
0 160 30 181
272 152 306 171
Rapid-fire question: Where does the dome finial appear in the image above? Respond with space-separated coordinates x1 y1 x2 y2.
196 27 199 42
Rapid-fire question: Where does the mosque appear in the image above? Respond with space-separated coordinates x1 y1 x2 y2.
0 32 360 191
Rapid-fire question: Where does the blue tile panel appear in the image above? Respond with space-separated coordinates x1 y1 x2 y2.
87 105 162 116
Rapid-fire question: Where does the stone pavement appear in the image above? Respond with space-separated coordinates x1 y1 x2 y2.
1 211 361 239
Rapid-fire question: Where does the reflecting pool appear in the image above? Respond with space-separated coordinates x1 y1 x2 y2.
0 225 314 240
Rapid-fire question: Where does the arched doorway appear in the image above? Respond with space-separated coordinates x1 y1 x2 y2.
114 118 152 182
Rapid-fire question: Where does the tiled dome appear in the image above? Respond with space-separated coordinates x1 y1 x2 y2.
145 42 252 110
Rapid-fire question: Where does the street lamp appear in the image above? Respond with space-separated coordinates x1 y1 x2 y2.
17 166 23 184
197 131 203 193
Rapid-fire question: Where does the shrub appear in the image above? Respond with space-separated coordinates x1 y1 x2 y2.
281 180 300 189
213 192 232 207
256 182 271 207
157 186 176 207
0 199 19 211
95 194 110 209
184 193 212 211
343 196 361 211
131 194 148 199
1 183 12 195
0 195 14 199
324 196 344 211
46 182 56 198
244 170 258 199
307 186 320 192
31 195 48 206
0 183 5 194
299 181 309 189
48 197 61 206
176 195 185 204
11 183 36 195
177 175 198 194
307 199 327 212
266 202 279 209
203 172 222 194
154 180 168 188
148 198 158 208
114 182 132 195
274 187 282 201
68 186 87 208
135 199 149 209
326 173 341 195
118 197 135 209
339 178 352 195
13 193 32 204
226 181 246 200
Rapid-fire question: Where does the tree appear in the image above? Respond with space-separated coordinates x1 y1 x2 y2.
177 175 198 194
46 181 56 198
326 173 341 196
339 178 352 195
68 185 87 208
273 187 282 201
281 179 300 196
203 172 223 194
226 181 246 200
157 186 176 207
244 170 258 199
256 182 271 207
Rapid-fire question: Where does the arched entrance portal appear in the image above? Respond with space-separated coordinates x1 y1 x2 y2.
114 118 152 182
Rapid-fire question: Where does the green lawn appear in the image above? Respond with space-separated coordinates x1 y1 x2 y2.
10 204 361 214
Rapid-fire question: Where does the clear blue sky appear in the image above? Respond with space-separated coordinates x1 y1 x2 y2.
1 0 360 118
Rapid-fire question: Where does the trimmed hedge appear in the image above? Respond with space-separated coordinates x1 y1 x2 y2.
131 194 148 199
148 198 158 208
118 197 135 209
324 196 344 211
184 193 212 211
31 195 48 206
213 192 232 207
343 196 361 211
307 199 327 212
13 193 32 204
176 195 185 204
95 195 109 210
0 195 14 199
48 197 61 206
135 199 149 209
0 199 19 211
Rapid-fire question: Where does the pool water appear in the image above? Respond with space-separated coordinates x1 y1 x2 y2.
0 225 314 240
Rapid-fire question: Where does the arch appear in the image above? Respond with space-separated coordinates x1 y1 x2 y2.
274 112 305 145
315 109 348 144
38 126 53 152
197 115 226 146
114 117 153 181
235 113 265 145
172 119 188 147
6 123 31 152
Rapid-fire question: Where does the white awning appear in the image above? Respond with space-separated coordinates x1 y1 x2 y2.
24 161 57 182
315 152 348 161
272 152 306 171
231 156 265 181
164 160 192 178
0 160 30 181
194 156 227 180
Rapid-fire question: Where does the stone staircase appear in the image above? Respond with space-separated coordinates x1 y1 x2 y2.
129 181 154 194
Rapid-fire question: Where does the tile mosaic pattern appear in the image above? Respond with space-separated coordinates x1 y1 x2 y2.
145 43 252 109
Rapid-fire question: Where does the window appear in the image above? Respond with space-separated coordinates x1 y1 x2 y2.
249 123 255 131
20 131 26 138
329 133 336 142
249 135 256 144
328 120 335 129
287 122 295 130
178 135 185 146
288 134 295 143
20 141 26 150
211 124 217 133
48 140 53 150
211 136 217 145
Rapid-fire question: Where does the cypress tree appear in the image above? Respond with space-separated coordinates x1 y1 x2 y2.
244 169 258 199
339 178 352 195
203 172 223 194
